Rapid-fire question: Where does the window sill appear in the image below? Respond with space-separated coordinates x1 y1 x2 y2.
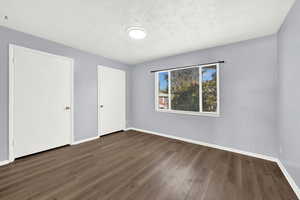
156 109 220 117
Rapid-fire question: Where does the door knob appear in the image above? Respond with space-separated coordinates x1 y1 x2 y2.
100 105 104 108
65 106 71 110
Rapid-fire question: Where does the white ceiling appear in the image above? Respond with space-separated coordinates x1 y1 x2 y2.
0 0 295 64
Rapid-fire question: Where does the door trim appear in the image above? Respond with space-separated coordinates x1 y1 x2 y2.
9 44 75 162
97 66 100 137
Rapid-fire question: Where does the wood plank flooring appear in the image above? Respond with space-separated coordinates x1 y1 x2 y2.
0 130 298 200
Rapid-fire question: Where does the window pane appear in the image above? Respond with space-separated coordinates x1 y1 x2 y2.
202 65 217 112
171 67 199 112
158 72 169 109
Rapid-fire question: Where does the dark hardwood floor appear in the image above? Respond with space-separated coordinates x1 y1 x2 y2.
0 130 298 200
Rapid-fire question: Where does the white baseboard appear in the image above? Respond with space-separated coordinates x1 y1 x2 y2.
128 127 277 162
0 160 10 167
0 136 100 167
127 127 300 198
72 135 100 145
276 160 300 199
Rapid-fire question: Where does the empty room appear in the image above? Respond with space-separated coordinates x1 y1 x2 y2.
0 0 300 199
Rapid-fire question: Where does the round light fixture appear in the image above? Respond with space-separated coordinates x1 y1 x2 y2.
127 27 147 40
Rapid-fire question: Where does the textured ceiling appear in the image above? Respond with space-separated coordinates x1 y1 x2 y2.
0 0 295 64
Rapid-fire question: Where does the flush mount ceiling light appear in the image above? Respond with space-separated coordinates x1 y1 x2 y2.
127 27 147 40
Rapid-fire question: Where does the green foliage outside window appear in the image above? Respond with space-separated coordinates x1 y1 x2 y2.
202 66 217 112
171 68 199 112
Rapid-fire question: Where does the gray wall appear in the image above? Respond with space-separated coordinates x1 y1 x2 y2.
278 0 300 186
0 26 131 161
131 35 279 157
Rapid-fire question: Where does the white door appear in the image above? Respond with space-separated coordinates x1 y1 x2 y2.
10 45 73 159
98 66 126 136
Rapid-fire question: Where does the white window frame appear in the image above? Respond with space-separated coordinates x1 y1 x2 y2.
155 63 220 117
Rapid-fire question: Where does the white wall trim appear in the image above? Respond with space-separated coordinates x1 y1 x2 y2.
9 44 15 162
0 135 100 167
127 127 300 198
276 159 300 199
0 160 11 167
71 135 100 145
128 127 277 162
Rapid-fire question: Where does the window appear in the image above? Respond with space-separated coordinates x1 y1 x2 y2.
155 64 219 116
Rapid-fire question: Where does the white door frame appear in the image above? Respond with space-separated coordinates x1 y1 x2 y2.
9 44 75 162
97 66 100 137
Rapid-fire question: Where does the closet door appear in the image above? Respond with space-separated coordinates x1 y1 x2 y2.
10 45 73 158
98 66 126 136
